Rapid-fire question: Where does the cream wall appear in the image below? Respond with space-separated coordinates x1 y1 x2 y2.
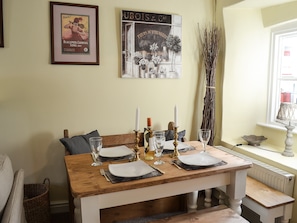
222 6 269 143
0 0 212 203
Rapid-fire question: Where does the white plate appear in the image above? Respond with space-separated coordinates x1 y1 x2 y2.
99 145 133 158
108 160 154 177
163 140 190 150
178 153 222 166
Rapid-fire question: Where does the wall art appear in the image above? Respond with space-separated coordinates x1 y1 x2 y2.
121 10 182 78
50 2 99 65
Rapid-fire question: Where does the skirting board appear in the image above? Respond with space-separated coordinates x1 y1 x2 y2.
50 200 69 214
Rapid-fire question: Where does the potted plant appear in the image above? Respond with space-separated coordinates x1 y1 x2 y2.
165 34 181 74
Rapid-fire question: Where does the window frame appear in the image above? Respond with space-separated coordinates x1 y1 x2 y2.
268 21 297 126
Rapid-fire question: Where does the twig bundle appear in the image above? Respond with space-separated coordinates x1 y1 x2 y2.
199 24 221 145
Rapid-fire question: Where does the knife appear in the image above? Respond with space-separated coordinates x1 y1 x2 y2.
150 164 165 174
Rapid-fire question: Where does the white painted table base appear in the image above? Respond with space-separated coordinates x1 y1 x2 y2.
74 169 248 223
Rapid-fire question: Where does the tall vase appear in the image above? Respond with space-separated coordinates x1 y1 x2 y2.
162 46 168 61
140 67 145 78
153 65 158 76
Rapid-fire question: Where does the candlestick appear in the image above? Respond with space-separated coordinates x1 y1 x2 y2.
135 107 140 131
133 130 141 161
171 126 180 158
174 105 178 127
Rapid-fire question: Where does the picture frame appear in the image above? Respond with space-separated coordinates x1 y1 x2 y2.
121 10 182 79
50 2 99 65
0 0 4 48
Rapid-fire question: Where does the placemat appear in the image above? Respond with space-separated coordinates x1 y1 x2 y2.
163 145 196 154
172 159 227 171
104 168 163 184
99 154 135 162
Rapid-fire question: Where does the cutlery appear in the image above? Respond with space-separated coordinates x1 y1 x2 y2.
170 161 182 170
150 164 165 174
100 169 110 182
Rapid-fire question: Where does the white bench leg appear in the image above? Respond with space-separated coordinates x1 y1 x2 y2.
281 203 294 223
187 191 198 212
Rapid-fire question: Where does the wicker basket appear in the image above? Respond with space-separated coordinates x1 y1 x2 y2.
23 178 51 223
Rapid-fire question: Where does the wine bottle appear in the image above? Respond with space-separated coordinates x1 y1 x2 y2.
145 118 155 160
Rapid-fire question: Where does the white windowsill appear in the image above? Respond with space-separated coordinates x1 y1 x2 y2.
221 140 297 173
257 122 297 134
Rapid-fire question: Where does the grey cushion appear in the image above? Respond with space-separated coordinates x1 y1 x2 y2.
1 169 25 223
0 154 14 221
60 130 100 155
165 130 186 141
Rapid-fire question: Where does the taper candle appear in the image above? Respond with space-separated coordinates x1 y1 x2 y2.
135 107 140 130
174 105 178 127
147 117 151 127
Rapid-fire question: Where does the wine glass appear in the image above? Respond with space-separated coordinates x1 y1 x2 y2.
153 131 166 165
89 136 103 166
198 129 211 153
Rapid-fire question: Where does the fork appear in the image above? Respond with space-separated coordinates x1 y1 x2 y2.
100 169 110 182
170 161 182 170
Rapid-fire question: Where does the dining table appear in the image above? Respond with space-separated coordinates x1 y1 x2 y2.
64 141 253 223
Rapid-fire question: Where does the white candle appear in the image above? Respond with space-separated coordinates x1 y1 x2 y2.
174 105 178 127
135 107 140 130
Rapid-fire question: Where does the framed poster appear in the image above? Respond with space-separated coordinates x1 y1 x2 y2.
0 0 3 48
50 2 99 65
121 10 182 78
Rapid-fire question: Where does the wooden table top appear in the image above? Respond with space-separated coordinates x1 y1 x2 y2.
64 141 252 198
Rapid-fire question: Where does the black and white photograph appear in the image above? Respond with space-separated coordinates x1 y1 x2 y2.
121 10 182 78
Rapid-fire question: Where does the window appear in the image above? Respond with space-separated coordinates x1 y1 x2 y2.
269 22 297 125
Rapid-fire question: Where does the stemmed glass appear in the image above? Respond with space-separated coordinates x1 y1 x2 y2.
154 131 166 165
89 136 103 166
198 129 211 153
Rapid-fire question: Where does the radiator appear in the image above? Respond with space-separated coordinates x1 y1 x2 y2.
215 146 295 196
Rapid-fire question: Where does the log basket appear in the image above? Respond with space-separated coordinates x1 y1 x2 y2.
23 178 51 223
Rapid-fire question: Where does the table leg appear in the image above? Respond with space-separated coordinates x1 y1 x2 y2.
80 196 100 223
226 169 248 215
204 188 212 208
187 191 198 212
229 198 242 214
73 198 81 223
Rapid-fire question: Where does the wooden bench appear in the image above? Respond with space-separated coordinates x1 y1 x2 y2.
243 176 294 223
215 146 295 223
148 205 249 223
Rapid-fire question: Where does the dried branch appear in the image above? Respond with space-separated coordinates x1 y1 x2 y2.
198 23 221 145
